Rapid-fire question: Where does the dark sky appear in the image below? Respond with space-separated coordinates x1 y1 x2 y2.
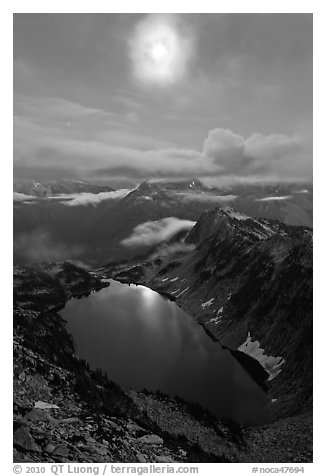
13 13 312 183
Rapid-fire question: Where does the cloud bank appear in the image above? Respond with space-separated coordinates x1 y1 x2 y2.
13 192 35 202
149 242 196 260
255 195 292 202
14 230 84 263
203 128 308 178
62 189 131 207
121 217 196 247
14 95 312 183
172 192 238 203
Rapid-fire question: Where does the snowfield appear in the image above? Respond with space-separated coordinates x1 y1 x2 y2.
238 332 285 380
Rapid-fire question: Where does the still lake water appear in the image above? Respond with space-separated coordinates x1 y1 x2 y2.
62 280 269 425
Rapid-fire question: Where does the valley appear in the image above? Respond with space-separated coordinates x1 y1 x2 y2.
13 193 313 463
13 179 313 266
102 207 312 421
12 12 314 468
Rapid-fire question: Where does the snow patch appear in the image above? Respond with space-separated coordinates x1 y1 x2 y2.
34 401 59 410
175 287 190 298
224 209 251 221
238 332 285 380
250 230 270 240
254 221 274 235
201 298 214 309
207 307 224 325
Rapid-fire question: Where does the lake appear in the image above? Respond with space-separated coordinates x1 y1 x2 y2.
62 280 270 425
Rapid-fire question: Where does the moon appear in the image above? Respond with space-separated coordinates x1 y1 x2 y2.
129 14 193 87
150 42 169 62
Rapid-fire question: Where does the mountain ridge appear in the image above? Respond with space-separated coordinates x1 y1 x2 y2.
103 207 312 420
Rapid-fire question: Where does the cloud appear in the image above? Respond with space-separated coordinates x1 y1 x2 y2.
62 189 131 206
172 192 238 203
255 196 292 202
121 217 196 247
203 128 245 171
202 127 310 179
149 242 196 260
13 94 312 182
293 189 310 194
13 101 205 179
13 192 35 201
13 189 132 205
14 230 84 263
244 133 301 160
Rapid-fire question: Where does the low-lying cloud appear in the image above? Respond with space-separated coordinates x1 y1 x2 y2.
14 230 84 263
121 217 196 247
149 242 196 260
255 195 292 202
13 189 132 206
13 192 35 202
172 192 238 203
62 189 131 206
293 189 310 194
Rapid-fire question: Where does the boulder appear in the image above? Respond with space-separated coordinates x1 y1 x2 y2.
14 427 41 452
137 434 163 445
25 408 53 422
53 443 69 457
155 455 176 463
44 443 56 454
136 453 147 463
34 401 59 410
126 422 146 435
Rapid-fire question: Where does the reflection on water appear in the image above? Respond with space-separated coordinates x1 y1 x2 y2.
62 280 269 425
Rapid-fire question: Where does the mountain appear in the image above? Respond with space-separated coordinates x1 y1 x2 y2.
103 207 312 421
13 185 313 462
13 179 313 267
224 182 313 227
13 180 115 197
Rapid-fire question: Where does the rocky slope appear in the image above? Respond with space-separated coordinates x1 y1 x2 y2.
13 259 312 463
14 179 312 267
13 262 266 463
13 180 114 197
222 182 312 227
102 207 313 422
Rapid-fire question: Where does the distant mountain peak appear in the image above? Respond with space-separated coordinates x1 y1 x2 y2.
13 180 115 197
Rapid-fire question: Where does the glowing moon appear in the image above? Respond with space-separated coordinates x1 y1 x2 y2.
129 14 193 86
151 42 169 62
